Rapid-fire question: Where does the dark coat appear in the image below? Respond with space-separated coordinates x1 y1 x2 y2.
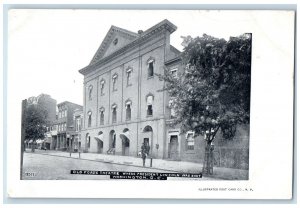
141 145 148 159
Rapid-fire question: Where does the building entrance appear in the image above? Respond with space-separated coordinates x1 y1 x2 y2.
96 132 104 154
108 130 116 154
169 135 179 160
142 126 153 156
97 140 103 153
120 128 130 156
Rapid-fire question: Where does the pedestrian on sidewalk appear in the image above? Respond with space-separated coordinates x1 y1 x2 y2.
141 143 148 167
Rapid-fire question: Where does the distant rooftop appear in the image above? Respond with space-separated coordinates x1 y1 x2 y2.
57 101 83 109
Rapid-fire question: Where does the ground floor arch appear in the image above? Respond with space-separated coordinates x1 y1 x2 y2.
95 131 104 154
142 125 153 156
78 119 166 158
108 130 116 154
120 128 130 156
86 133 91 151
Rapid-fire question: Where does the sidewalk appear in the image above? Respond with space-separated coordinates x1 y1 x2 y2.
29 149 248 180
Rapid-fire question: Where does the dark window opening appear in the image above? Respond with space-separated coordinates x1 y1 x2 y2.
126 104 131 120
147 105 153 116
88 115 92 127
100 111 104 125
127 71 132 86
148 62 154 78
112 108 117 123
100 84 104 95
88 86 93 100
87 136 91 148
112 75 118 91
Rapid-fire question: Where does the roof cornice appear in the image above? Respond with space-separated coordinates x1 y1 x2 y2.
165 56 182 65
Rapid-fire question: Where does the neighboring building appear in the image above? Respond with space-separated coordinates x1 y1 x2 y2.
54 101 83 151
46 119 58 150
25 94 57 149
78 19 249 169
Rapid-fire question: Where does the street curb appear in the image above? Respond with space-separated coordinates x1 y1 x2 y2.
28 152 184 174
26 152 241 180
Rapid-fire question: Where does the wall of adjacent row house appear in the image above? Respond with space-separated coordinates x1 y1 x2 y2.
165 124 249 170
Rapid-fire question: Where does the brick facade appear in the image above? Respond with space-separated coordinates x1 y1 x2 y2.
53 101 83 151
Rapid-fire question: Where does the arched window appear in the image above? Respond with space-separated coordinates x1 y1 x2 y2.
112 73 118 91
100 79 105 96
99 107 105 125
125 100 132 121
88 85 93 100
87 111 92 127
146 94 154 116
147 58 155 78
86 133 91 149
171 67 178 78
111 104 117 123
126 67 133 86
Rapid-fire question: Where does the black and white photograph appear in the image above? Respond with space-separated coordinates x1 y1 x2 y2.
6 9 294 199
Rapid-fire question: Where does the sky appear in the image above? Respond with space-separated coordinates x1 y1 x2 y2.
8 10 259 106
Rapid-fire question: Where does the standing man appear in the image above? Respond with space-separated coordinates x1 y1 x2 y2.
145 142 150 155
141 143 147 167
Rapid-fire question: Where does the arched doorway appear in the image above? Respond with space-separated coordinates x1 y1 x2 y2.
120 128 130 156
95 131 104 154
142 125 153 156
85 133 91 152
108 130 116 154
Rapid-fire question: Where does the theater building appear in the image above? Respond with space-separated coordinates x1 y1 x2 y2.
79 19 249 168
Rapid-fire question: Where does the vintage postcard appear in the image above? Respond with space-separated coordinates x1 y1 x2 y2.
6 9 294 199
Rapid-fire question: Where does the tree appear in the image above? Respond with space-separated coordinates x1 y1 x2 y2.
158 33 251 174
24 104 49 152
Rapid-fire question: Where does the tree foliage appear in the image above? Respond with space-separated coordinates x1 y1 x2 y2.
25 104 49 142
158 33 251 144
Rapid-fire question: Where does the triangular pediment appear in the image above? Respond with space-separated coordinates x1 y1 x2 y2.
90 26 139 65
